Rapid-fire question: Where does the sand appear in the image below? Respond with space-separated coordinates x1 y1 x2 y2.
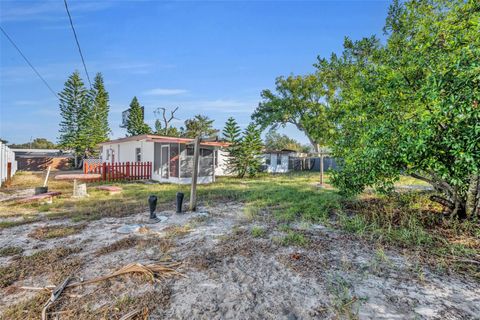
0 202 478 319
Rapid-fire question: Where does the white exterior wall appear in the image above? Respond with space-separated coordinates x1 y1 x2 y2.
215 149 231 176
100 139 216 184
101 139 153 164
265 153 290 173
0 142 17 185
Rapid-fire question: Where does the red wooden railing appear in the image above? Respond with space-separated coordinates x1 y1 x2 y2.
84 161 152 182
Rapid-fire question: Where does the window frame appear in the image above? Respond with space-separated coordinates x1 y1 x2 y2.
135 147 142 162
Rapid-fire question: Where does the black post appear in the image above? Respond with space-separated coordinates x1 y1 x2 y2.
176 192 184 213
148 195 158 220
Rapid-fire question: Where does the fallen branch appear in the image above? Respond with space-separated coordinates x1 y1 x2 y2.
41 274 73 320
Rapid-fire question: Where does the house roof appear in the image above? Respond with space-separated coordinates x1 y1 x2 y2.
264 149 299 154
98 134 229 147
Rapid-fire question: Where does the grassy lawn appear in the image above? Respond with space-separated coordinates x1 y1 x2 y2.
1 171 479 276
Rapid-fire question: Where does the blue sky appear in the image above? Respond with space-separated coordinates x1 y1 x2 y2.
0 0 390 145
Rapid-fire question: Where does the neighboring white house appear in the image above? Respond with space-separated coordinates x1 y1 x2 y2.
263 149 308 173
0 142 17 186
98 134 229 184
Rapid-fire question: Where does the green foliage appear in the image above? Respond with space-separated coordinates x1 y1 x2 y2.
317 0 480 219
222 117 242 143
89 73 111 148
252 74 335 151
264 129 310 153
182 114 218 138
236 124 263 178
58 71 112 160
9 138 56 149
251 226 266 238
281 231 309 246
126 97 151 136
222 117 243 175
58 71 92 158
154 120 181 137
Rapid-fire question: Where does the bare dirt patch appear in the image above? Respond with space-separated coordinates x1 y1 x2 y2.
0 201 479 319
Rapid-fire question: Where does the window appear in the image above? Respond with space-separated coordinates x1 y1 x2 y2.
265 154 271 165
186 146 194 156
135 148 141 162
105 148 110 160
200 148 213 157
214 150 218 167
277 153 282 165
117 145 121 162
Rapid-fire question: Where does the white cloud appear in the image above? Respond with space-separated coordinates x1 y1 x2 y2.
143 88 188 96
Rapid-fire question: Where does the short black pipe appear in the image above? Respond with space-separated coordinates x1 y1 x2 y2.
176 192 184 213
148 195 158 219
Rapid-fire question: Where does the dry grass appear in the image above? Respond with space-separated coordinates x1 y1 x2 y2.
28 224 86 240
0 247 82 288
94 236 172 258
0 246 23 257
2 286 172 320
163 225 192 239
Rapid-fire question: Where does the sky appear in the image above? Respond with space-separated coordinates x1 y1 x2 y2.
0 0 391 145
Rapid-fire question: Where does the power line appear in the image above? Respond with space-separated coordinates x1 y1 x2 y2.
64 0 92 88
0 26 59 99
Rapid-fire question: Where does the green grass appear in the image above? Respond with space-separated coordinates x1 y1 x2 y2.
2 171 479 276
251 226 266 238
281 231 309 246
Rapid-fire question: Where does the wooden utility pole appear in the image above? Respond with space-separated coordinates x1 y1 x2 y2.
189 136 201 211
320 152 324 186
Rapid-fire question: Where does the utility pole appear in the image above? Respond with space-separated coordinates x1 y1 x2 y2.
189 136 200 211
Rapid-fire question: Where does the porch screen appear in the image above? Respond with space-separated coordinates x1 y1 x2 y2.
179 145 214 178
169 143 179 178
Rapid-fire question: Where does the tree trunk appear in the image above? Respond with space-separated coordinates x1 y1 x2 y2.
466 175 480 218
411 172 468 219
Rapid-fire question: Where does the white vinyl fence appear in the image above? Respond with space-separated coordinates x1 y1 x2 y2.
0 142 17 186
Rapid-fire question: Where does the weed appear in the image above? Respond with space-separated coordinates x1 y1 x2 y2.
251 226 266 238
281 231 309 247
327 274 361 319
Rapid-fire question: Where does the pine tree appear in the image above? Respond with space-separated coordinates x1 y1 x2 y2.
58 71 91 166
237 124 263 178
126 97 151 136
222 117 242 175
89 73 110 149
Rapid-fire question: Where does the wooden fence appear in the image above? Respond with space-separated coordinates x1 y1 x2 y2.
83 161 152 181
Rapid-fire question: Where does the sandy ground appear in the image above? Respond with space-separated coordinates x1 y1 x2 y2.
0 202 479 319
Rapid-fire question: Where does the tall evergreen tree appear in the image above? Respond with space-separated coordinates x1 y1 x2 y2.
126 97 151 136
89 73 111 148
58 71 91 166
222 117 242 175
237 124 263 178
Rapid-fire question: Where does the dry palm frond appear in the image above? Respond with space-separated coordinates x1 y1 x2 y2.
67 262 185 288
19 262 186 293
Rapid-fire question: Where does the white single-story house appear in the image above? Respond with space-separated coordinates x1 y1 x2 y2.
263 149 308 173
98 135 229 184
